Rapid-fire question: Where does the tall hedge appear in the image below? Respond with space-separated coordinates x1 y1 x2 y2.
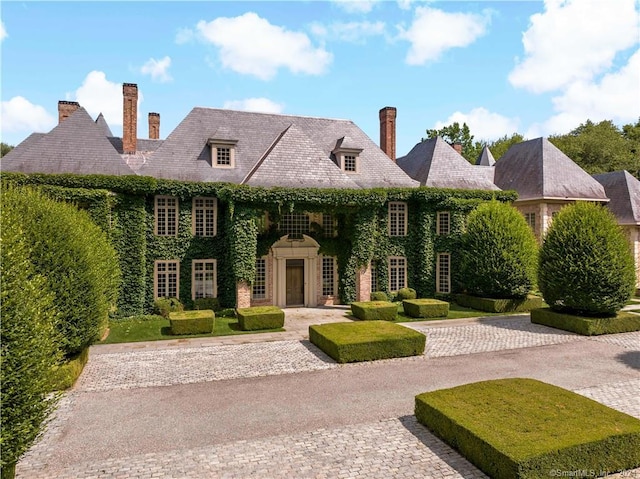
1 195 61 479
539 202 635 316
2 187 121 356
459 201 538 299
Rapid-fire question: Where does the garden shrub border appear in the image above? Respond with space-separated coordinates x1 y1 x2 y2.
309 321 426 363
402 299 449 318
49 348 90 391
530 308 640 335
169 310 215 335
415 378 640 479
351 301 397 321
456 293 544 313
236 306 285 331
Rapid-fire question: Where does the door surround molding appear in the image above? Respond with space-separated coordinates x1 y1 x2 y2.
272 235 319 307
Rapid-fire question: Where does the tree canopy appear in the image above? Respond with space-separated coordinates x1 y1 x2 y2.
1 143 14 157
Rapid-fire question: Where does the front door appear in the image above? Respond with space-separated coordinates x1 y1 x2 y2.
286 259 305 306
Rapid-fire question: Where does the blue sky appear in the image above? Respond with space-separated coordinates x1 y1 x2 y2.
1 0 639 156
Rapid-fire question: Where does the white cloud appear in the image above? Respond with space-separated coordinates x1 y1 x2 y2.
310 21 385 43
1 96 56 134
526 49 640 137
175 27 194 45
399 6 492 65
223 98 284 114
140 56 172 83
195 12 332 80
332 0 378 14
509 0 640 93
1 21 7 42
434 108 520 141
69 71 142 127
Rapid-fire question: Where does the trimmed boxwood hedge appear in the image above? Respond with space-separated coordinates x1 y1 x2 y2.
49 348 89 391
351 301 397 321
403 299 449 318
531 308 640 335
415 378 640 479
456 293 544 313
169 310 215 335
309 321 426 363
236 306 284 331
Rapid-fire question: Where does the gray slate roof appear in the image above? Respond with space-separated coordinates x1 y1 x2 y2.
138 107 417 189
494 137 608 201
95 113 114 137
476 146 496 166
593 170 640 225
396 137 500 190
1 108 136 176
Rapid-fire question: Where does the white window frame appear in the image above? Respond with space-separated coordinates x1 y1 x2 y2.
322 213 336 238
191 259 217 300
192 197 218 237
155 196 178 237
437 211 450 236
370 260 379 292
388 256 407 292
208 139 237 169
252 257 267 300
321 256 337 297
436 253 451 294
388 202 408 237
280 213 310 236
154 260 180 299
525 212 536 231
340 153 359 173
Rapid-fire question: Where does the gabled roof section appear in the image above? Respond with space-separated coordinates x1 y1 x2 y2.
0 108 135 176
494 138 608 201
2 132 46 160
245 124 360 189
95 113 113 137
593 170 640 225
396 137 500 190
138 107 417 188
476 146 495 166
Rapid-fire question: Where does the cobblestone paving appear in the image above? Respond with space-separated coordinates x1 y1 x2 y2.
409 318 582 358
575 379 640 419
76 340 337 392
590 331 640 350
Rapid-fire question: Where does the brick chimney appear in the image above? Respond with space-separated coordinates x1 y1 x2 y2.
379 106 397 162
452 143 463 155
148 112 160 140
58 101 80 124
123 83 138 154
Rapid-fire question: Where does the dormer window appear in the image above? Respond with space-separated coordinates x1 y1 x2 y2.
332 137 362 174
208 138 237 168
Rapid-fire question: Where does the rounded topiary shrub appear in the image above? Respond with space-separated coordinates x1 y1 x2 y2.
460 201 538 299
538 202 635 316
154 297 184 318
370 291 388 301
396 287 417 301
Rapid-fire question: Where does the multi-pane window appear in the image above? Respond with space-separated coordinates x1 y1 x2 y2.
216 147 231 166
525 212 536 231
192 260 216 299
193 197 217 237
370 260 379 292
388 202 407 237
252 258 267 299
155 260 179 299
155 196 178 236
322 256 336 296
280 213 310 236
322 213 336 238
436 253 451 294
437 211 450 235
343 155 357 172
389 256 407 292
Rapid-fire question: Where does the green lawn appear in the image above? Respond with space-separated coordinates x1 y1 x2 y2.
101 314 283 344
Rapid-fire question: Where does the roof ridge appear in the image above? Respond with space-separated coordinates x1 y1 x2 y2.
192 106 352 123
241 123 292 185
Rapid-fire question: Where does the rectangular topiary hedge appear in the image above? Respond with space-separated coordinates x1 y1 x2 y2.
236 306 284 331
350 301 397 321
403 299 449 318
456 293 544 313
169 310 214 335
415 378 640 479
531 308 640 335
309 320 426 363
49 347 90 391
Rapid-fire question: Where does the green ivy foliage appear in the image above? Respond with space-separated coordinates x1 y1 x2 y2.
0 193 61 475
2 186 121 356
3 172 518 311
539 202 635 316
460 201 538 299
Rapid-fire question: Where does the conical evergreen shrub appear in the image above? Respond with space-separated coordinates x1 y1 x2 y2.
460 201 538 299
538 202 635 316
